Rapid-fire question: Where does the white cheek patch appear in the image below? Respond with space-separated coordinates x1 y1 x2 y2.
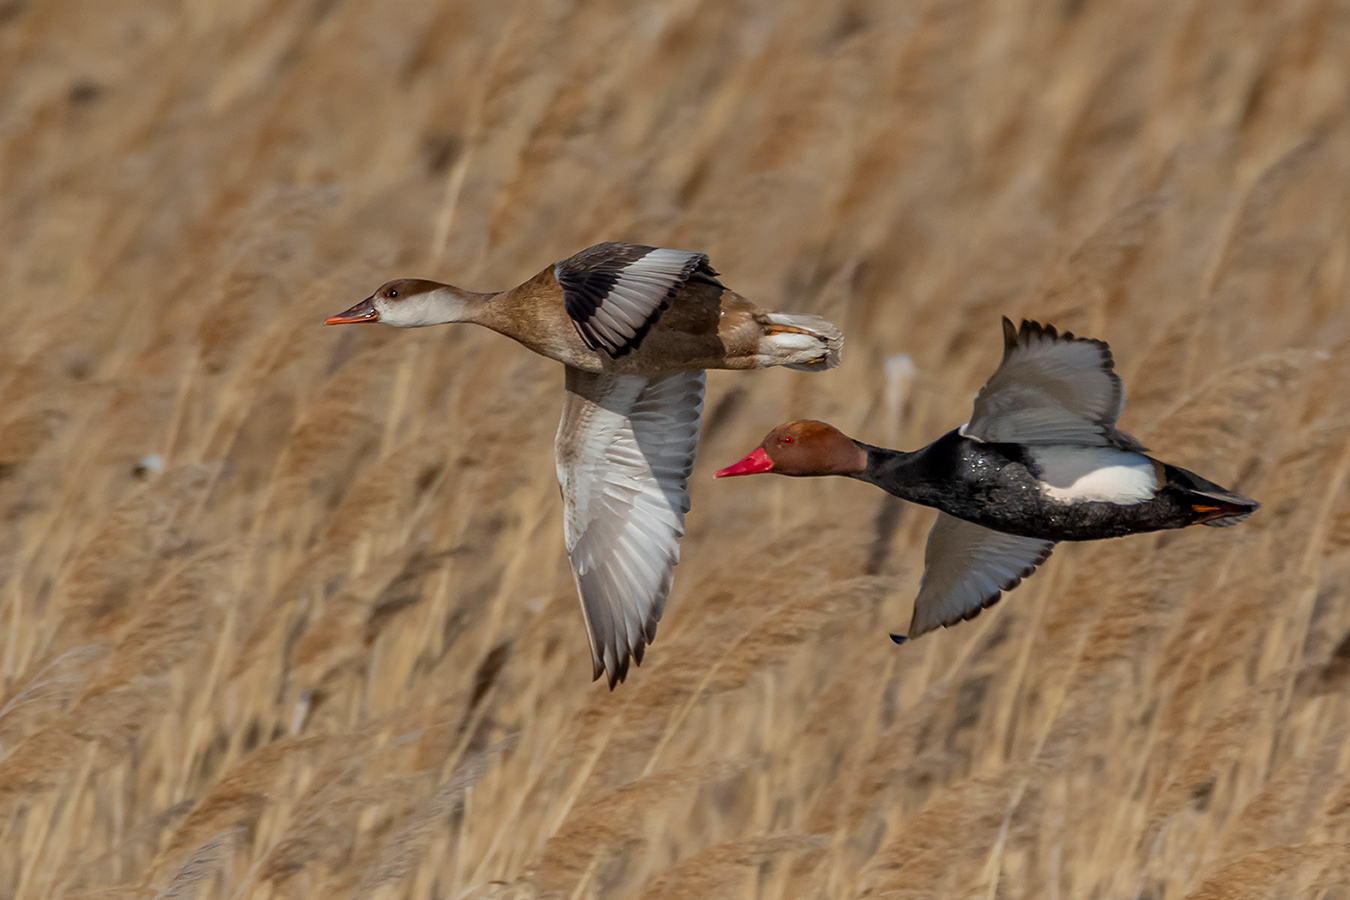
384 291 464 327
1029 447 1158 504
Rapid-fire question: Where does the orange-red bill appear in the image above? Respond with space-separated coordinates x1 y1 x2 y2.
714 447 773 478
325 297 378 325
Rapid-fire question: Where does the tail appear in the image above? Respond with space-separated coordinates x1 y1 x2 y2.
762 313 844 371
1164 463 1260 527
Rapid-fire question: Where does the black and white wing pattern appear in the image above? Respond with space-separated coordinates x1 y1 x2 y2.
555 366 705 687
896 513 1055 641
554 242 721 358
962 318 1145 450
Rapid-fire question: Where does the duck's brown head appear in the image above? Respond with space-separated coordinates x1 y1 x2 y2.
325 279 468 327
715 420 868 478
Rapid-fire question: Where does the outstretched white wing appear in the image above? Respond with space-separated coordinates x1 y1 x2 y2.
555 366 705 686
900 513 1055 640
962 318 1144 450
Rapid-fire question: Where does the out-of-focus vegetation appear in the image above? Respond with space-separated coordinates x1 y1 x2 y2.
2 1 1350 897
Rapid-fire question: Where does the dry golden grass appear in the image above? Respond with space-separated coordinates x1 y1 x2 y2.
3 0 1350 897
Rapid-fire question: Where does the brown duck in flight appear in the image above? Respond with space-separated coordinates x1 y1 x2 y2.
328 242 843 686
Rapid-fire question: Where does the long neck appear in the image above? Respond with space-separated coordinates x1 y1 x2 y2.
424 285 495 325
471 267 588 364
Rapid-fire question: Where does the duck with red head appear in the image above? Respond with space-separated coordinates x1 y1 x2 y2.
715 421 867 477
324 242 846 688
716 318 1259 645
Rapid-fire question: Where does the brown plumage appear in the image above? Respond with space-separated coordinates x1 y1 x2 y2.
326 241 843 376
328 242 844 687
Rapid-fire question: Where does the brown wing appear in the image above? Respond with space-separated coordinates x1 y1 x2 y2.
554 242 721 358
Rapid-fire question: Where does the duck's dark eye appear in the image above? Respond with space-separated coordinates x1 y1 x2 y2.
388 289 398 298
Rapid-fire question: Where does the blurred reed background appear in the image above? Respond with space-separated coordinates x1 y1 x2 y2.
2 0 1350 897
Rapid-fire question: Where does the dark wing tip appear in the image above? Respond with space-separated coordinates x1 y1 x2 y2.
689 257 723 286
1017 317 1116 357
973 589 1004 618
597 639 650 689
1001 317 1019 357
1008 319 1059 354
889 633 908 645
936 586 1008 631
604 657 627 690
1021 319 1065 341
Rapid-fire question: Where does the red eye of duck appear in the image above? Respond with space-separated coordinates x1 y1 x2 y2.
781 436 793 444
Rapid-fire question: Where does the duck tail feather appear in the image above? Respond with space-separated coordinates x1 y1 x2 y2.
763 313 844 371
1166 469 1258 523
1192 491 1260 526
1160 462 1259 526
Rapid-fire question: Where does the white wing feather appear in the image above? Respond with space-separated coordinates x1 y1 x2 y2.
555 366 704 686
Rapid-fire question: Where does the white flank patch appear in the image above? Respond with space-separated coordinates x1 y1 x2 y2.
1029 447 1158 504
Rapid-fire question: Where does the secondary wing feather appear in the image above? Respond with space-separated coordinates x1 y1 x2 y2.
555 366 705 686
901 513 1055 640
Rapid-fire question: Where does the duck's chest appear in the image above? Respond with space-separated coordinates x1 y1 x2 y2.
908 434 1166 541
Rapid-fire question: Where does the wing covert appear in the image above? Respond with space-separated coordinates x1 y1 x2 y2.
555 242 720 358
962 318 1144 450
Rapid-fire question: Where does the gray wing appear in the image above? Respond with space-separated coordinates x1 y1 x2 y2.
962 318 1145 451
898 513 1055 640
554 242 720 358
555 366 705 687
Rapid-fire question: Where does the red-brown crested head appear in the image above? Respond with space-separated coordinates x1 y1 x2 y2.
715 420 868 478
